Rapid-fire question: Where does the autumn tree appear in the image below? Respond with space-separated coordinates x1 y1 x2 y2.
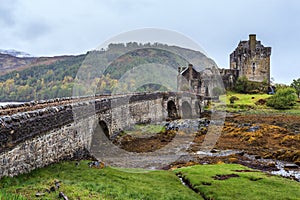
291 78 300 98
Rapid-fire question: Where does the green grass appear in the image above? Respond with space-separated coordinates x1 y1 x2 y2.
223 92 270 105
2 162 300 200
0 190 26 200
0 160 201 200
174 164 300 200
216 92 300 115
123 124 165 136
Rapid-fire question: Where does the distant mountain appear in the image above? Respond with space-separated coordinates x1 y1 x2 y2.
0 53 35 75
0 51 76 75
0 49 32 58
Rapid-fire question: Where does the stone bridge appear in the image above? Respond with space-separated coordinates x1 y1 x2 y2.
0 92 204 178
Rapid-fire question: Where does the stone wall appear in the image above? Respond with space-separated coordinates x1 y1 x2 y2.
0 115 95 177
0 92 181 178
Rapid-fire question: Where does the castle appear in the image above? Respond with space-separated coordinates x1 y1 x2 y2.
178 34 272 95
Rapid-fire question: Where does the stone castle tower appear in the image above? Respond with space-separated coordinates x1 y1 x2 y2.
230 34 271 84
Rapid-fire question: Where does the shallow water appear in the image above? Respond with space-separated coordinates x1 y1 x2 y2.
244 154 300 182
196 150 242 157
195 149 300 182
0 102 24 106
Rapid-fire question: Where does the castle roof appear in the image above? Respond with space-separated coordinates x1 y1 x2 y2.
237 40 265 50
180 65 200 75
180 65 214 77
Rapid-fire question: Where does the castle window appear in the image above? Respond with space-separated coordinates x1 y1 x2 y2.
252 63 256 73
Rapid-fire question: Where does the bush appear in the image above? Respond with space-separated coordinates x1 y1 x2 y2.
291 78 300 98
234 76 248 93
229 96 239 104
255 99 267 105
266 87 298 109
234 76 268 94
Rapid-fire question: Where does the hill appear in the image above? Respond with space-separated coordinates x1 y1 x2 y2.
0 52 78 76
0 43 214 101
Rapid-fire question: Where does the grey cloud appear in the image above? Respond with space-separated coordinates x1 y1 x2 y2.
0 1 17 26
16 21 51 40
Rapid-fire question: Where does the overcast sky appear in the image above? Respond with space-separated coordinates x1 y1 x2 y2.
0 0 299 84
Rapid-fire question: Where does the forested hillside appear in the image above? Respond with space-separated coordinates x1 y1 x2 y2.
0 43 214 101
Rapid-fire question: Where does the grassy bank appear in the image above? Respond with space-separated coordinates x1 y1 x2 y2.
217 92 300 115
174 164 300 200
1 161 300 199
0 160 200 200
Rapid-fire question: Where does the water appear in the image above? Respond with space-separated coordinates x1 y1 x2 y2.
244 154 300 182
0 102 24 107
196 150 242 157
196 150 300 181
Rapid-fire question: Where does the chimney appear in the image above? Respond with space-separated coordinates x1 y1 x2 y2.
249 34 256 52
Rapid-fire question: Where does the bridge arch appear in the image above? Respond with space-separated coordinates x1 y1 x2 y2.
98 120 110 139
181 101 192 119
167 100 178 120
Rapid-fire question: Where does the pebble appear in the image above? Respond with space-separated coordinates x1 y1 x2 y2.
247 126 260 132
35 192 45 197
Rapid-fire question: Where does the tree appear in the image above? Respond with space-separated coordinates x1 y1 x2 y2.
234 76 268 94
234 76 249 93
291 78 300 98
266 87 298 109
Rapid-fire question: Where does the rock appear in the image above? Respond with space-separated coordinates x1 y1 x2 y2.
247 126 260 132
228 157 238 163
267 162 276 168
235 151 245 156
255 155 261 159
59 192 69 200
88 161 105 169
50 186 56 192
284 164 299 170
3 116 12 124
55 180 60 189
238 123 251 128
35 192 45 197
210 149 219 153
44 189 50 193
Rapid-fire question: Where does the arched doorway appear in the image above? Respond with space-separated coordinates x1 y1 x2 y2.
182 101 192 119
167 100 178 120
